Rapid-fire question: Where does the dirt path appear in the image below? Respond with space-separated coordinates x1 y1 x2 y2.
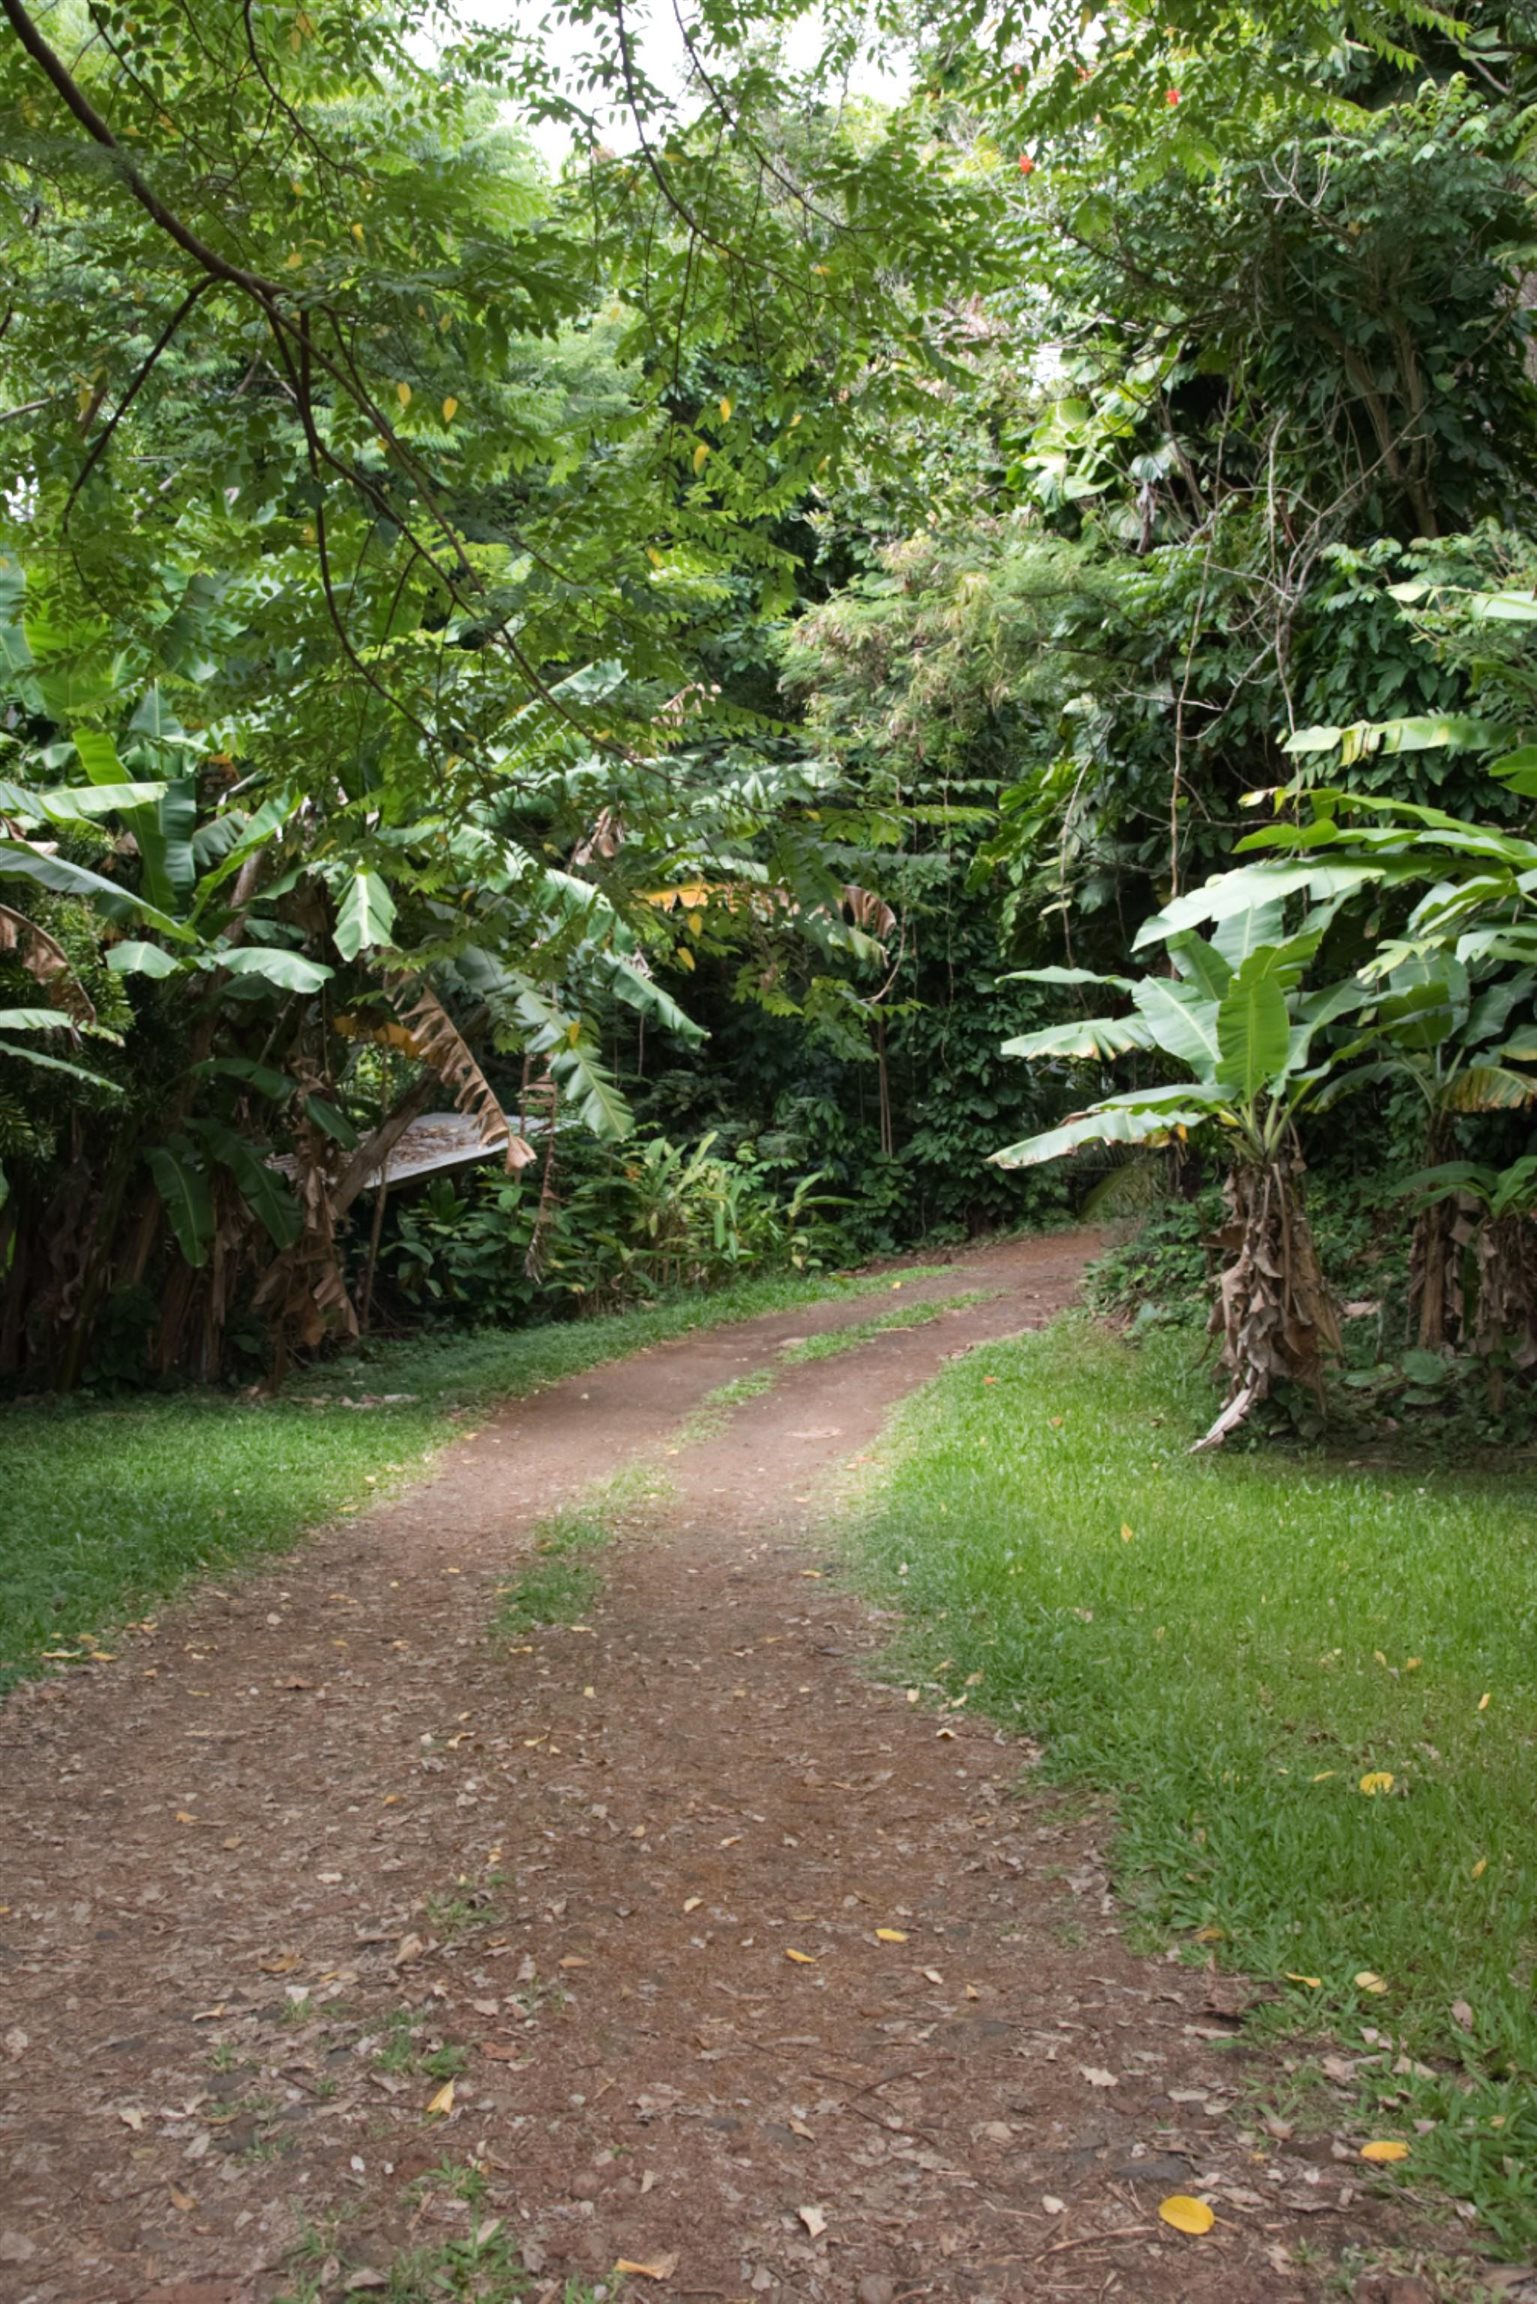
0 1235 1420 2304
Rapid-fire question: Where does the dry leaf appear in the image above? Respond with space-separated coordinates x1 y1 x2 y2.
785 1948 816 1965
798 2205 828 2238
1121 1523 1135 1542
1451 1998 1475 2030
1354 1971 1389 1995
1042 2194 1066 2215
1159 2195 1215 2236
1360 2139 1410 2163
343 2275 388 2295
923 1967 944 1985
168 2186 196 2214
614 2254 678 2281
875 1928 908 1943
683 1897 702 1914
425 2080 455 2117
1472 1857 1489 1879
259 1951 302 1975
787 2115 814 2140
1285 1972 1322 1989
1080 2066 1118 2088
1358 1771 1395 1796
559 1956 590 1970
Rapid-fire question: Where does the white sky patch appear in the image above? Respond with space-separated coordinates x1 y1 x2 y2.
454 1 910 171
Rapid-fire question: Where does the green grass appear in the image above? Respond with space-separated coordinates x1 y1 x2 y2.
853 1313 1537 2249
0 1264 937 1691
777 1287 993 1363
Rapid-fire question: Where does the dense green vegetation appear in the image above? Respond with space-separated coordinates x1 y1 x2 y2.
855 1315 1537 2247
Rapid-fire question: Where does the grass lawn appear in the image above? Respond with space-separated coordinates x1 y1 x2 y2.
854 1313 1537 2248
0 1263 938 1694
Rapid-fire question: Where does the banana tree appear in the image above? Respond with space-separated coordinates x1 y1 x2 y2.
1397 1156 1537 1406
994 884 1370 1446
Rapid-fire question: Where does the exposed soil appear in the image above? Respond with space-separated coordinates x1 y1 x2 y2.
0 1234 1458 2304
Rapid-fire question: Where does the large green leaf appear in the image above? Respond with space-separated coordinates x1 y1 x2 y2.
0 1006 72 1031
1211 901 1286 970
192 1120 302 1250
212 946 333 993
0 839 195 938
1165 932 1231 998
991 1086 1216 1169
193 1056 294 1100
1216 961 1291 1099
1132 977 1223 1079
106 940 183 979
333 868 398 962
1002 1014 1152 1060
0 1036 123 1091
145 1143 215 1266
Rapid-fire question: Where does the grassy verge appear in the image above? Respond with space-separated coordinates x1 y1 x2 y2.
852 1313 1537 2249
0 1264 944 1692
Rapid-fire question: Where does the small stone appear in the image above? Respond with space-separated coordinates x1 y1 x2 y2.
858 2278 897 2304
570 2170 600 2200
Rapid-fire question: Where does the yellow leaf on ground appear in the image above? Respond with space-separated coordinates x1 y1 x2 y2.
1121 1523 1135 1541
875 1928 908 1943
1285 1972 1322 1989
1472 1857 1488 1879
1359 1771 1395 1796
1360 2139 1410 2163
683 1896 702 1914
1312 1769 1336 1782
426 2079 455 2116
1354 1971 1389 1994
785 1948 816 1964
1193 1925 1224 1943
1158 2195 1215 2235
1479 1692 1491 1711
614 2255 678 2280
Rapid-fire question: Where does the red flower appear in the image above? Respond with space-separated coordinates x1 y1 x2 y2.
1165 86 1181 105
1018 152 1035 174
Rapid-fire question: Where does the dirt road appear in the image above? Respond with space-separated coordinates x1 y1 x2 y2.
0 1235 1416 2303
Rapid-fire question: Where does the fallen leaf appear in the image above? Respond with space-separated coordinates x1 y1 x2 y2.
1193 1924 1224 1943
1472 1856 1488 1879
614 2254 678 2281
1121 1523 1135 1542
875 1928 908 1943
558 1956 590 1970
425 2080 455 2117
923 1967 944 1985
1080 2066 1118 2088
1479 1692 1491 1711
259 1951 302 1975
798 2205 828 2238
1159 2195 1215 2235
785 1948 816 1965
344 2275 389 2294
1358 1771 1395 1796
168 2186 196 2214
118 2107 144 2131
1354 1971 1389 1995
1360 2139 1410 2163
683 1897 702 1914
1451 1999 1475 2030
787 2115 814 2140
1042 2194 1066 2214
1285 1973 1322 1989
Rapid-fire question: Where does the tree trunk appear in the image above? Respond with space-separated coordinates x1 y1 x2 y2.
1196 1156 1340 1451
